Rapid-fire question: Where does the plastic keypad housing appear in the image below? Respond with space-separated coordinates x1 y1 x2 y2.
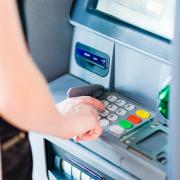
98 92 154 139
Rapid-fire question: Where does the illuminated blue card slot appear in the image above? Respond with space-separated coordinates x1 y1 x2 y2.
76 48 107 68
75 42 110 77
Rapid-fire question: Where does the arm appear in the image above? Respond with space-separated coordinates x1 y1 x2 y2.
0 1 103 140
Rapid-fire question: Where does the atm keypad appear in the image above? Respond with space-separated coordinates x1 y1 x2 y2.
116 109 127 116
115 99 126 107
107 95 118 102
124 104 135 111
99 110 109 117
136 109 151 119
98 93 153 138
107 104 118 111
107 114 118 121
101 100 109 107
99 119 109 127
109 125 125 136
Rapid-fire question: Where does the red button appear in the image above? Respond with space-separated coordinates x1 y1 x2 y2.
127 115 142 124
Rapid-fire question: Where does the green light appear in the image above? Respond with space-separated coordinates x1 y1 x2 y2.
158 85 170 119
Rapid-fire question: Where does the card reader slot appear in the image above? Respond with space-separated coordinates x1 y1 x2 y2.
76 47 107 69
75 42 110 77
85 58 106 69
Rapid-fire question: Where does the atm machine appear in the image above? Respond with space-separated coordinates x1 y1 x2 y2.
29 0 178 179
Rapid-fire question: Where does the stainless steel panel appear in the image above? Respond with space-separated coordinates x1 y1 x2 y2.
114 43 171 110
70 27 114 89
25 0 73 81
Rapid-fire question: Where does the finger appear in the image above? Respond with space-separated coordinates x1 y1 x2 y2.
77 104 98 117
74 96 105 110
93 124 103 137
80 133 99 141
80 126 102 141
75 135 82 142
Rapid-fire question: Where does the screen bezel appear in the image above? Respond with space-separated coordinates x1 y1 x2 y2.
70 0 171 62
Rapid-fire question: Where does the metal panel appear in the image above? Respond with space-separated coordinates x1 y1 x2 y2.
24 0 73 81
168 0 180 179
69 27 114 89
115 43 171 110
47 75 166 180
70 0 171 62
44 136 136 180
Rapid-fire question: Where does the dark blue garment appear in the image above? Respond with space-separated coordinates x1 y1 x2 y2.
0 121 33 180
0 118 33 180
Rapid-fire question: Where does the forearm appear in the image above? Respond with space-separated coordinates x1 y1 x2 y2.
0 56 62 135
0 1 65 137
0 1 103 142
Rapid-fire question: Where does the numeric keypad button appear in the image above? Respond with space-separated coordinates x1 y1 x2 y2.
107 114 118 121
136 110 151 119
99 119 109 127
115 100 126 107
107 95 118 102
107 104 118 111
99 110 109 117
101 100 109 107
109 125 124 136
116 109 127 116
124 104 135 111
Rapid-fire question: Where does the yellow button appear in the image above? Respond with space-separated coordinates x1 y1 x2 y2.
135 110 151 119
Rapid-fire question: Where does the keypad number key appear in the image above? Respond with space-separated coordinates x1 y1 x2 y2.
116 109 127 116
124 104 135 111
107 114 118 121
107 104 118 111
99 110 109 117
101 100 109 107
116 100 126 107
99 119 110 127
107 95 118 102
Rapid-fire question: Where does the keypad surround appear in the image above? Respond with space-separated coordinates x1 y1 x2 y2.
98 92 153 138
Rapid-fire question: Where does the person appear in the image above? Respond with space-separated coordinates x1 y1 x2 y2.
0 1 104 180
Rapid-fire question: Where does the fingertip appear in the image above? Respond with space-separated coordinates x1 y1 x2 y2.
94 124 103 136
80 125 103 141
80 132 101 141
76 136 81 142
99 103 105 110
94 99 105 110
77 96 105 110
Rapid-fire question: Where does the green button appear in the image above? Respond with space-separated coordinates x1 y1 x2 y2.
118 120 133 129
158 85 170 119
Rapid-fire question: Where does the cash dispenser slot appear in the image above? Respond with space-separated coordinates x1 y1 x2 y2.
46 140 107 180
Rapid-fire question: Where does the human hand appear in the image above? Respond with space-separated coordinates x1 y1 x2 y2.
56 96 104 141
